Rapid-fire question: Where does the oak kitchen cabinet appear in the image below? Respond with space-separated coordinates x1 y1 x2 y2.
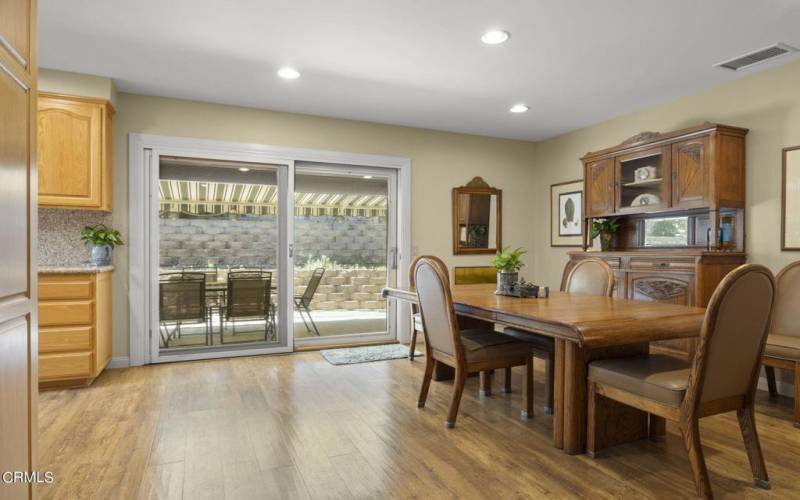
38 272 112 387
38 92 115 210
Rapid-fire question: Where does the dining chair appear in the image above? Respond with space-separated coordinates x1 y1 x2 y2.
158 272 209 347
295 268 325 336
504 258 615 413
225 270 275 343
762 260 800 428
586 264 776 499
414 255 534 427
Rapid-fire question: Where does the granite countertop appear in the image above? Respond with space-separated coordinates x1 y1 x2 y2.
39 263 115 274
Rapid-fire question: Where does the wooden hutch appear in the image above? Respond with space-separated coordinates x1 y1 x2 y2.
568 122 748 357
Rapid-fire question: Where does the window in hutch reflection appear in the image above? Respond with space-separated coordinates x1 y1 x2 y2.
643 217 688 247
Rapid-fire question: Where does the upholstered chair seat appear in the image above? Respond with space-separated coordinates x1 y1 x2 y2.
764 334 800 361
588 354 691 407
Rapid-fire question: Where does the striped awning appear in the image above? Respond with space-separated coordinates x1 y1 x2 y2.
159 180 387 217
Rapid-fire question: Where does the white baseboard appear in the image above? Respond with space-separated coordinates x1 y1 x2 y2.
107 356 130 369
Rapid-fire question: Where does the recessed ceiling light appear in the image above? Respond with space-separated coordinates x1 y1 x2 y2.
509 104 529 113
362 175 374 179
238 167 251 172
481 30 510 45
277 67 300 79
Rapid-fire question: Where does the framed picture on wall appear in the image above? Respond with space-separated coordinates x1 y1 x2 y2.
782 146 800 250
551 179 583 247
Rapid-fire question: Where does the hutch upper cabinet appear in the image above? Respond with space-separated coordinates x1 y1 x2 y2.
38 92 115 210
581 122 747 247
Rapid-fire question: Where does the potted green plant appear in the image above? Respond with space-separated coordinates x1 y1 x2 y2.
491 246 526 293
80 225 124 265
590 218 620 252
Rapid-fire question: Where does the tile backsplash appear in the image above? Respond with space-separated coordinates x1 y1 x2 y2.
38 208 112 266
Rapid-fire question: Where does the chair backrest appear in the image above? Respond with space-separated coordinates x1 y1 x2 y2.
771 260 800 338
453 266 496 285
159 272 206 322
414 256 461 359
184 266 218 283
298 268 325 307
564 258 615 297
686 264 776 406
409 256 451 314
227 270 272 318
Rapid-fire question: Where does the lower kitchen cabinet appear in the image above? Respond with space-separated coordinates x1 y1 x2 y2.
38 272 112 388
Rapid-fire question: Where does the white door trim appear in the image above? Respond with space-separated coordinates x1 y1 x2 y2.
128 133 412 366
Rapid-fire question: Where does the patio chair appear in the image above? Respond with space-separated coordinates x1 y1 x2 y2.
159 272 209 347
295 268 325 336
225 270 275 343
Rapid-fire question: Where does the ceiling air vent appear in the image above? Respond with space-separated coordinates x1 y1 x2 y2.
715 43 797 71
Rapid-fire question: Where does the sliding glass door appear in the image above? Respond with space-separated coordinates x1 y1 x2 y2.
146 152 399 363
293 163 397 346
152 155 293 361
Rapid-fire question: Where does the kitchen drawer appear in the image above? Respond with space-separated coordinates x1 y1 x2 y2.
39 274 94 300
39 300 94 327
40 351 93 381
629 258 695 271
39 326 93 354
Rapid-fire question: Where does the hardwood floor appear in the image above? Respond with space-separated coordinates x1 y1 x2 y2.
38 351 800 499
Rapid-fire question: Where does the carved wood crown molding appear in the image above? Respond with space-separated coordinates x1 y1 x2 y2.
463 176 491 188
619 131 662 147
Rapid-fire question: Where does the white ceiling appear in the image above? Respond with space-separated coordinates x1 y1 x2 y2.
39 0 800 141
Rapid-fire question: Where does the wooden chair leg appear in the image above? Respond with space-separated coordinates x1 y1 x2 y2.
794 362 800 428
544 354 555 415
502 367 512 394
446 368 467 428
522 356 534 419
764 365 778 398
479 370 492 396
417 357 434 408
736 405 770 489
681 419 713 500
409 329 418 360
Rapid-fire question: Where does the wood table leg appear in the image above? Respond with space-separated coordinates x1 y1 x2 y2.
650 415 667 442
553 339 565 449
563 341 587 455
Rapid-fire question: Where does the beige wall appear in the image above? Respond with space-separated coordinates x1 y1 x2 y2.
110 93 538 357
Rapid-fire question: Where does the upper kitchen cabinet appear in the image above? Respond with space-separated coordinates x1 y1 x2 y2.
38 93 115 210
0 0 33 76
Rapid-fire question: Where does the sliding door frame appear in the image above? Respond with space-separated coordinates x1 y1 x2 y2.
128 133 411 366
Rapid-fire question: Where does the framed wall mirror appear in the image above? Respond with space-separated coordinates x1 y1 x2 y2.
452 177 502 255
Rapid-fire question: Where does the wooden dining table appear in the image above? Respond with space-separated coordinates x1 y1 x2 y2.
382 283 707 455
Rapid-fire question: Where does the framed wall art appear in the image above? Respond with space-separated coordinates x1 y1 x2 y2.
551 179 583 247
782 146 800 250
